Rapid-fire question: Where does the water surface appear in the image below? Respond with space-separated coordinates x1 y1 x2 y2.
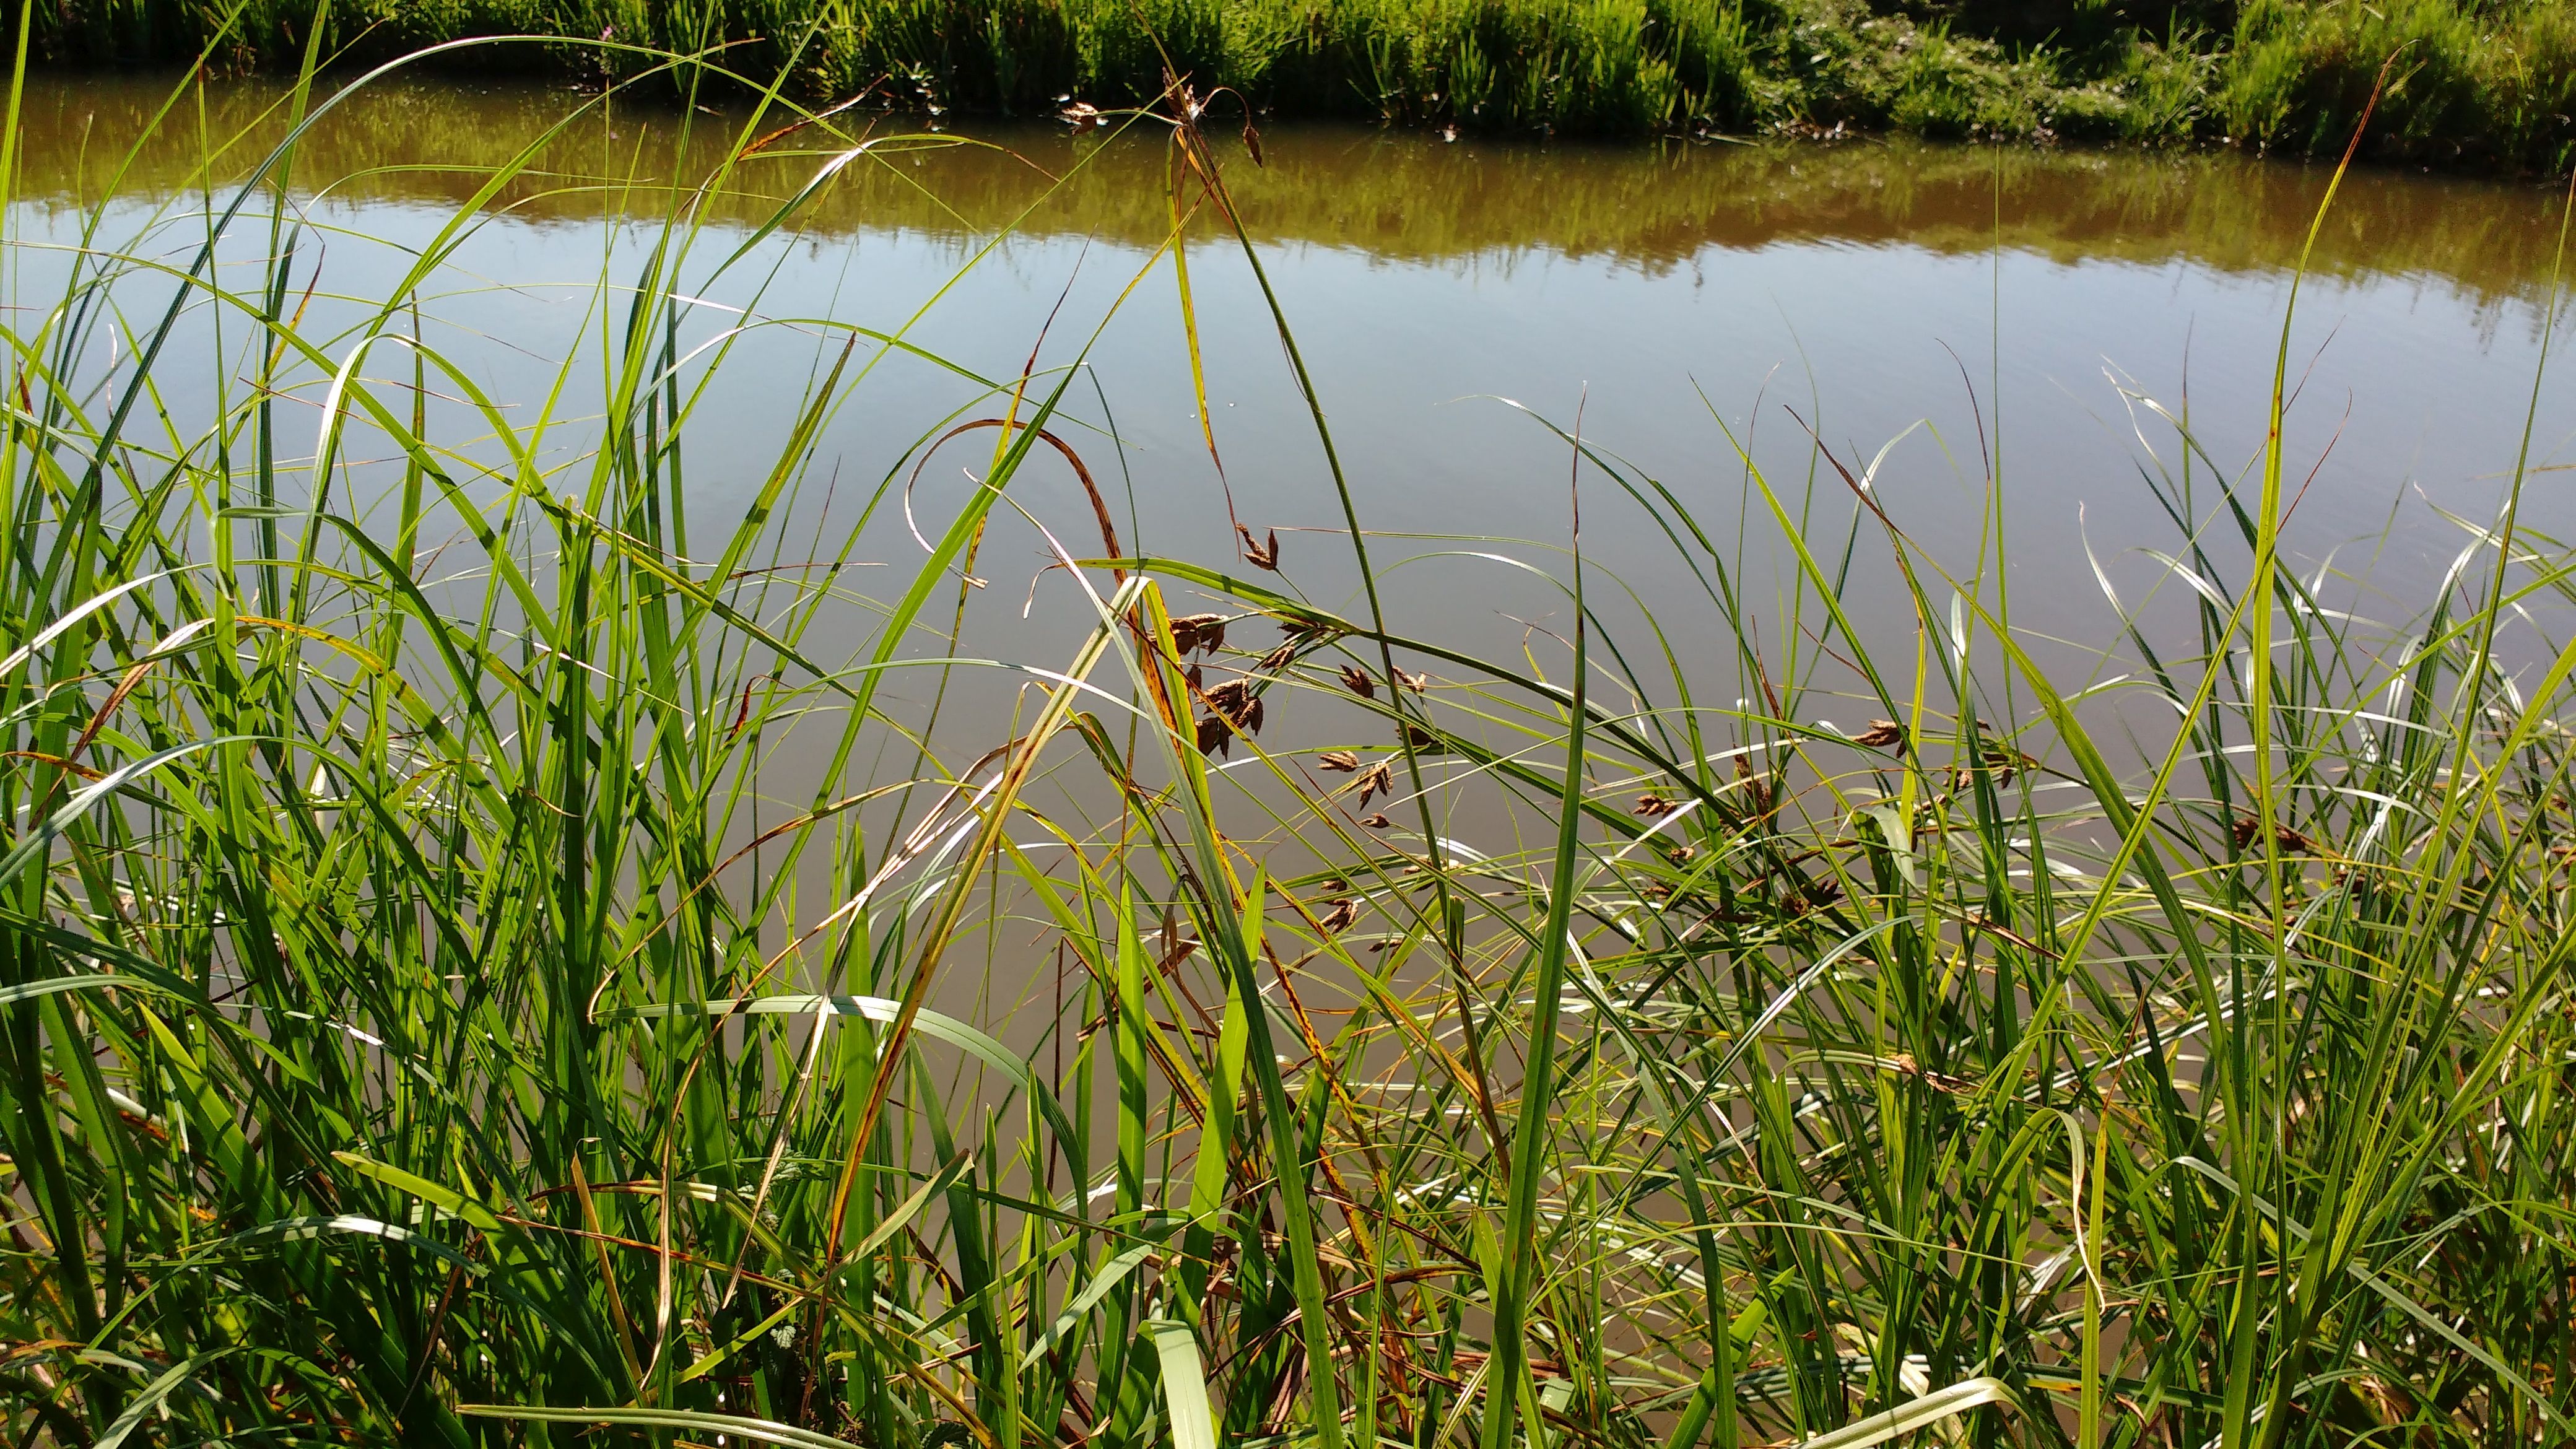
15 71 2575 703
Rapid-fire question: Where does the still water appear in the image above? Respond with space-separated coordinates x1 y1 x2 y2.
13 71 2574 697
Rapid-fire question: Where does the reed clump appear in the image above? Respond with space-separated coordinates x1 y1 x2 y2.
5 43 2576 1449
27 0 2576 165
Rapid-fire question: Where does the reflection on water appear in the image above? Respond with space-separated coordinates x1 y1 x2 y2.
11 67 2574 694
19 69 2575 309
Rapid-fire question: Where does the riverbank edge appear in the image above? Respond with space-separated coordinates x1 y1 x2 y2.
27 0 2576 178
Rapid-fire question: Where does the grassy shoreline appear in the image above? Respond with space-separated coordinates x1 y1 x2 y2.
29 0 2576 170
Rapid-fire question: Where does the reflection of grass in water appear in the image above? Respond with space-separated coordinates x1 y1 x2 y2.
9 41 2576 1449
16 68 2574 310
28 0 2576 165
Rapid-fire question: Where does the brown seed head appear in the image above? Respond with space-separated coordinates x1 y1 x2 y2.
2236 814 2320 855
1204 679 1263 734
1196 714 1233 758
1355 760 1394 809
1735 757 1773 820
1169 613 1227 656
1237 525 1280 570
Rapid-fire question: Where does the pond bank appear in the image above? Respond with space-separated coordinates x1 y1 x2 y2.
32 0 2576 173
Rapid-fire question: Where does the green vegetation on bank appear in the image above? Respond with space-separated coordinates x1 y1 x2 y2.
31 0 2576 167
9 41 2576 1449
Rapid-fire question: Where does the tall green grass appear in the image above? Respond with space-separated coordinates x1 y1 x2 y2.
24 0 2576 163
2219 0 2576 165
7 35 2576 1449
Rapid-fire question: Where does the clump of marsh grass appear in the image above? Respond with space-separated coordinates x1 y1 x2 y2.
6 32 2576 1449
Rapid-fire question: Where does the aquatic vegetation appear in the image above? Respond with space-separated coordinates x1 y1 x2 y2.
25 0 2576 165
6 41 2576 1449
